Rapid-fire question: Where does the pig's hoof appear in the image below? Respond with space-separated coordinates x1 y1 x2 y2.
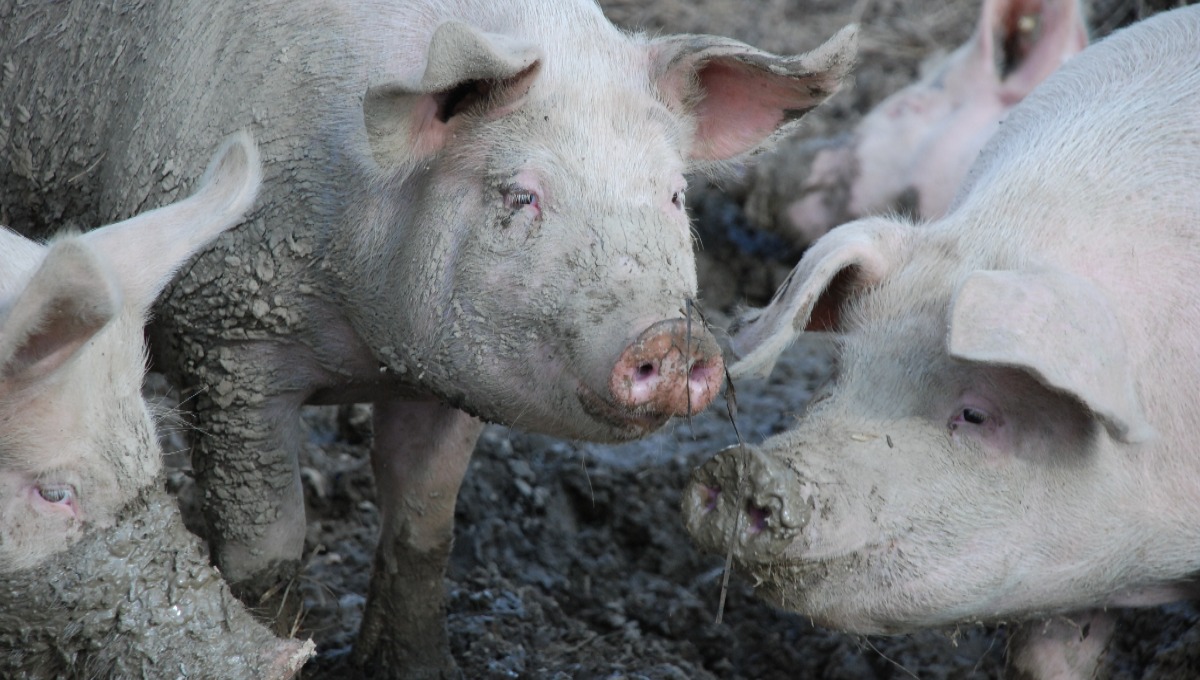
682 444 809 565
354 647 462 680
227 560 304 636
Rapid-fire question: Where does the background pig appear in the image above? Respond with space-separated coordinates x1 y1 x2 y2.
0 1 856 675
684 6 1200 679
0 134 313 679
738 0 1088 248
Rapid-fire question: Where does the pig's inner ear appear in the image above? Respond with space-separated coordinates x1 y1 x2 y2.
947 269 1154 444
364 21 542 167
984 0 1087 99
728 218 900 380
0 241 119 386
654 25 857 165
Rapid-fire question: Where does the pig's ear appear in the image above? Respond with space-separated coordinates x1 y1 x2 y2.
978 0 1088 102
364 21 541 167
948 269 1154 444
0 241 120 385
80 131 261 313
728 217 906 380
651 24 857 168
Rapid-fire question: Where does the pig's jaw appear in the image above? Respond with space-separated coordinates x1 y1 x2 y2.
575 382 673 441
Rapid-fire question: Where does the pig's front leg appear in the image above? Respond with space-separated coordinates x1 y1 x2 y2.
354 399 484 679
1006 610 1115 680
187 343 311 629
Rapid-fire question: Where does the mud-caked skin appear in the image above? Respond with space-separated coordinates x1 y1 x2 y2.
743 0 1088 248
685 7 1200 680
0 1 856 675
0 486 313 680
0 136 312 678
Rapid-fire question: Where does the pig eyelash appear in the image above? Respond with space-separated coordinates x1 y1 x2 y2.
37 484 75 504
948 407 991 431
505 190 538 210
962 407 988 424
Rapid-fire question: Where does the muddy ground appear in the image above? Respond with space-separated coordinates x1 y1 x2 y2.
155 1 1200 677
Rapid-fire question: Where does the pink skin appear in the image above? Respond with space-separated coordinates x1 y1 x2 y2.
855 0 1087 219
947 391 1014 456
781 0 1088 245
1 476 81 525
30 484 79 519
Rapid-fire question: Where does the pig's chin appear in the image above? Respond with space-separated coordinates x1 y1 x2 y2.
435 378 668 443
575 383 672 441
739 547 1009 636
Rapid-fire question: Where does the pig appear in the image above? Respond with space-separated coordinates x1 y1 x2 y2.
0 134 314 678
682 6 1200 680
741 0 1088 248
0 1 857 675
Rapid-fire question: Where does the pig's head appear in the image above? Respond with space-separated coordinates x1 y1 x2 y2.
683 214 1161 632
782 0 1087 243
0 133 261 571
337 8 857 441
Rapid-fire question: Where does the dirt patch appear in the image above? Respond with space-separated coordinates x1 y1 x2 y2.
154 1 1199 677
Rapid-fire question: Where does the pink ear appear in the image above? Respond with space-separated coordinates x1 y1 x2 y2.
728 216 907 380
364 21 542 167
974 0 1088 103
0 241 120 386
653 25 857 165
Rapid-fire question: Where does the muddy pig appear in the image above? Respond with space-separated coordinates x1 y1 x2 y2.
0 1 857 675
742 0 1087 248
684 7 1200 679
0 134 314 679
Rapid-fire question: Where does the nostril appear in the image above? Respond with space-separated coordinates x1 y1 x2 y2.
703 484 721 512
636 362 658 381
688 359 717 385
746 500 771 534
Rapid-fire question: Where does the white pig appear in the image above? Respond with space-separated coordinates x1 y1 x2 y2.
684 7 1200 679
743 0 1088 247
0 134 313 678
0 2 857 674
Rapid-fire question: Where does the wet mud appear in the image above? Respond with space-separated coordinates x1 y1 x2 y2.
0 485 311 680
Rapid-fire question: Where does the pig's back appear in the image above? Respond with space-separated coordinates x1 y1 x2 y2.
955 5 1200 261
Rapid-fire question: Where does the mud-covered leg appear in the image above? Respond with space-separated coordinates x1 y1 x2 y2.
186 343 310 630
354 400 483 679
1006 610 1115 680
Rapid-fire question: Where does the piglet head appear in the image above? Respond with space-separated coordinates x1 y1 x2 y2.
775 0 1088 249
0 133 261 570
852 0 1088 220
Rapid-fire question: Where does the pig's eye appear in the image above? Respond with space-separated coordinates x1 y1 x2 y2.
949 407 991 431
37 485 75 504
671 190 685 210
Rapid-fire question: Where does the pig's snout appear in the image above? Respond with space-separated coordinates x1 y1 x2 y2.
609 318 724 418
683 444 810 565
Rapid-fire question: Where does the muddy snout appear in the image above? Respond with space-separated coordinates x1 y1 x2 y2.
682 444 811 565
609 318 724 418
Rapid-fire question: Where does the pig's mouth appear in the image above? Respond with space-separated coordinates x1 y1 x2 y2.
576 385 672 440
